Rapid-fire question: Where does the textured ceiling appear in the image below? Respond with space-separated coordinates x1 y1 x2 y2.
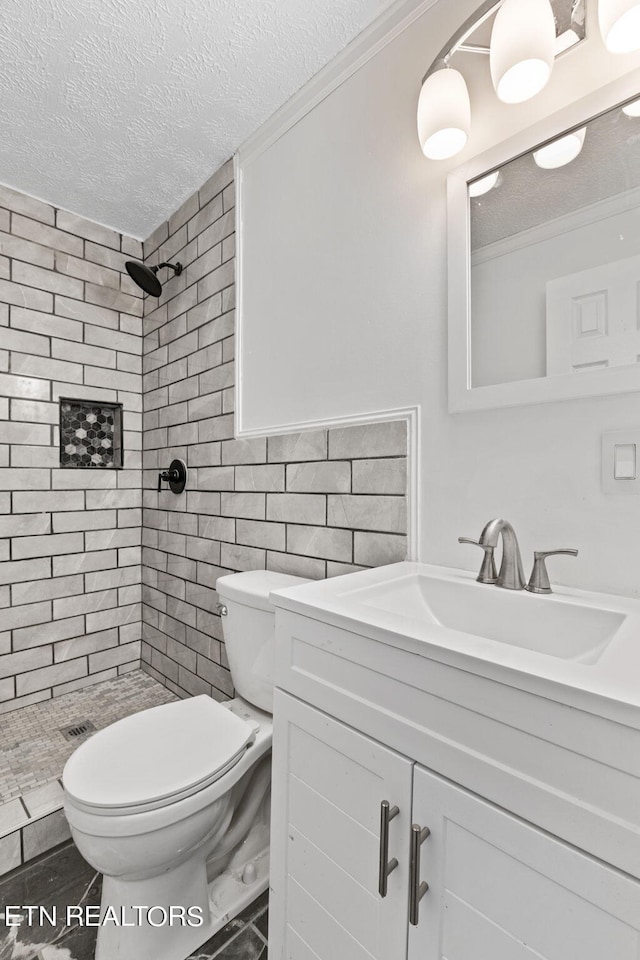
0 0 393 239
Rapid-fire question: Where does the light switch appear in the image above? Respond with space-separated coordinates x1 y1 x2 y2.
602 430 640 494
614 443 636 480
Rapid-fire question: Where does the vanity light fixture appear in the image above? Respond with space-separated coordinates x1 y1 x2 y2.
417 64 471 159
417 0 586 160
490 0 556 103
533 125 586 167
468 170 501 195
599 0 640 52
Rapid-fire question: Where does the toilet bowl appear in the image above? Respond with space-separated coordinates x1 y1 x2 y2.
62 570 308 960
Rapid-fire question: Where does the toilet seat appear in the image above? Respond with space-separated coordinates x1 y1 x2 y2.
63 695 257 815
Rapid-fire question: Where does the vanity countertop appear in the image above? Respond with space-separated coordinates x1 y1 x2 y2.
271 561 640 728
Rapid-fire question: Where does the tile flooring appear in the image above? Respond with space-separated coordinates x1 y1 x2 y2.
0 842 268 959
0 671 178 875
0 670 178 803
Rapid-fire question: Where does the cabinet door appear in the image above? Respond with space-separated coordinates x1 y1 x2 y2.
409 764 640 960
270 689 413 960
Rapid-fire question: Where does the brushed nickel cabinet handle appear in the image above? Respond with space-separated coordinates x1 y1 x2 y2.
409 823 430 925
378 800 399 897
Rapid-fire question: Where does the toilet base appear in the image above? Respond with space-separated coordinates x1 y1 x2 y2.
208 819 270 934
96 853 214 960
93 819 270 960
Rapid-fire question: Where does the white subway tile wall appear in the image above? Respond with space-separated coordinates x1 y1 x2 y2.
0 193 143 711
0 165 408 713
141 160 408 702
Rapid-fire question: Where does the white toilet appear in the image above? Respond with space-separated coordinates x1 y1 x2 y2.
62 570 307 960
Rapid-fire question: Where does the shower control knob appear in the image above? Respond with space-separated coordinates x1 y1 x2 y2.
157 458 187 494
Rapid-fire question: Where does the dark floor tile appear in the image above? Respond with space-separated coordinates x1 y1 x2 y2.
236 890 269 925
0 841 101 953
254 908 268 941
52 919 99 960
188 891 269 959
2 840 269 960
211 924 267 959
188 915 247 959
0 913 99 960
0 841 95 906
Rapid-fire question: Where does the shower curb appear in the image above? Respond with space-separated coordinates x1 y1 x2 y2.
0 780 69 877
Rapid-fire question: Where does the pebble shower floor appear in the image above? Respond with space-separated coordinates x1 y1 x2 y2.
0 671 177 875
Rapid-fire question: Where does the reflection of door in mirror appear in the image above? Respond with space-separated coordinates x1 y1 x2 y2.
546 254 640 375
469 95 640 389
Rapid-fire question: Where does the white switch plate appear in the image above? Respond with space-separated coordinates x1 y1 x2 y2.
602 429 640 494
614 443 636 480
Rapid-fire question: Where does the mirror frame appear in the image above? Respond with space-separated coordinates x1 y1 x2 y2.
448 67 640 413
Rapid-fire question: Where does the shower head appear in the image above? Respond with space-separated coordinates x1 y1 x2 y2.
125 259 183 297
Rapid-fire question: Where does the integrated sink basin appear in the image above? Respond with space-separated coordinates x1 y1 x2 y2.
271 561 640 708
346 571 625 662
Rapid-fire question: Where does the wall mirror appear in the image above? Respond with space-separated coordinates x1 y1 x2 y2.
448 71 640 412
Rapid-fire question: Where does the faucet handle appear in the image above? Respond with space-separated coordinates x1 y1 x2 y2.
458 537 498 584
526 549 578 595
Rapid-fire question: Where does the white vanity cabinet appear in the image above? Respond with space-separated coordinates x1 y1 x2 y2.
269 604 640 960
270 691 413 960
410 765 640 960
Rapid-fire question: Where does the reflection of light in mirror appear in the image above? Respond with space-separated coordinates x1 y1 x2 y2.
468 171 501 197
622 97 640 116
461 88 640 402
490 0 556 104
533 126 586 169
417 67 470 160
599 0 640 53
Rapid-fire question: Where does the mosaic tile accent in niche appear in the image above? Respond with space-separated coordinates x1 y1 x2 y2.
59 398 123 468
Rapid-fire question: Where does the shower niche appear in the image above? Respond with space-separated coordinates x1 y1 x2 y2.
59 398 123 469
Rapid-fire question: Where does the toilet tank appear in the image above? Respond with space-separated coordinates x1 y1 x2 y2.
216 570 310 712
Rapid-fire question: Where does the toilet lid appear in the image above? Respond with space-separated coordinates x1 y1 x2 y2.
63 695 256 810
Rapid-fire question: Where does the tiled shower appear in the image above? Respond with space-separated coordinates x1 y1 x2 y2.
0 159 409 877
0 187 144 716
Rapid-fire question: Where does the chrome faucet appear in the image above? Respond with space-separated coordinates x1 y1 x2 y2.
459 518 525 590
